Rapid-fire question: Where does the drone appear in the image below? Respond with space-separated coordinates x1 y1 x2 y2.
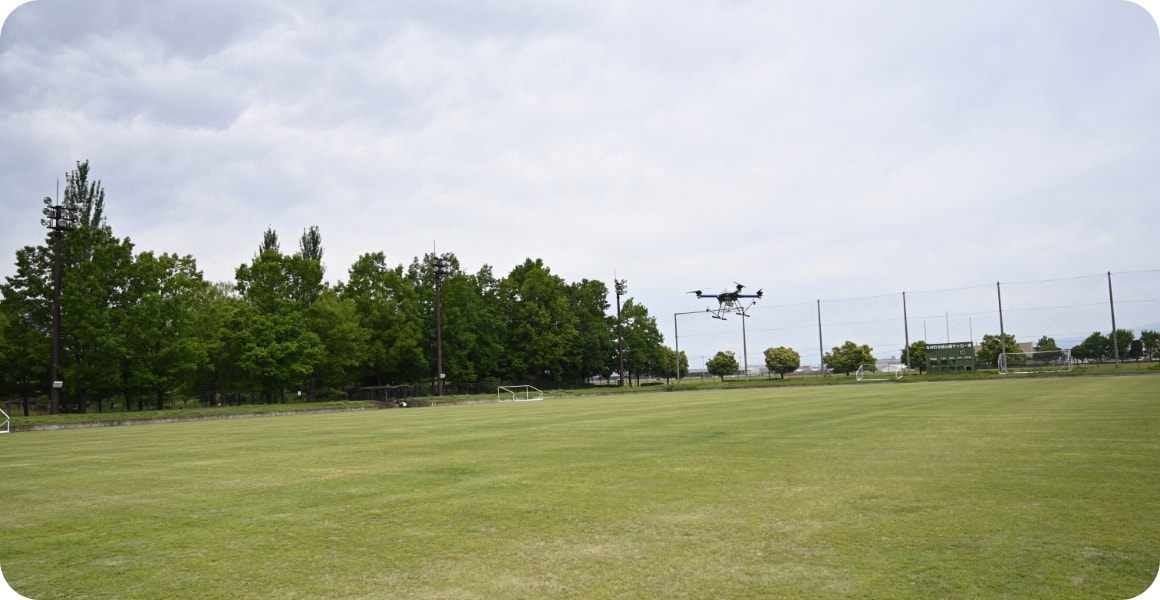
689 283 763 319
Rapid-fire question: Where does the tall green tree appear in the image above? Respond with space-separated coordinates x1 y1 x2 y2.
901 340 927 374
341 252 427 387
1 161 131 413
303 289 365 397
618 298 664 386
1033 336 1062 361
1112 329 1135 363
458 264 505 383
566 279 615 381
186 282 245 402
654 346 688 383
64 160 108 234
408 253 482 389
119 252 211 410
0 247 52 415
496 259 580 382
258 227 280 255
298 226 324 266
407 256 509 388
976 333 1021 368
706 350 739 381
234 241 327 401
824 341 874 376
1140 330 1160 360
59 224 136 412
764 346 801 379
1077 331 1111 363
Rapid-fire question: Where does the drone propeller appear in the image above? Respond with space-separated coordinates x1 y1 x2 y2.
756 289 764 298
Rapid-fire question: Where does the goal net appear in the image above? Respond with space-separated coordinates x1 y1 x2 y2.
998 349 1074 375
497 385 544 402
856 360 904 382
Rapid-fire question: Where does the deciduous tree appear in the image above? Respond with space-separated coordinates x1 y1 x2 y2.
1033 336 1062 361
120 252 211 410
654 346 688 383
824 341 874 376
496 259 579 382
1112 329 1135 362
901 340 927 374
566 279 615 381
617 298 663 386
234 240 327 401
977 333 1020 367
706 351 739 381
1077 331 1111 363
341 252 427 387
1141 330 1160 360
763 346 800 379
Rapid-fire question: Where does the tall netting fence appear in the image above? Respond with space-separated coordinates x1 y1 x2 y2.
677 270 1159 374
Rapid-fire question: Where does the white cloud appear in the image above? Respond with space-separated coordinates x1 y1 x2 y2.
1 0 1158 365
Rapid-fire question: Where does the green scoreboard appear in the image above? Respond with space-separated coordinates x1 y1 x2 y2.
926 341 976 374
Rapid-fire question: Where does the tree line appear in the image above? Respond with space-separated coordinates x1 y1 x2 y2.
0 162 686 415
710 326 1160 382
899 329 1159 374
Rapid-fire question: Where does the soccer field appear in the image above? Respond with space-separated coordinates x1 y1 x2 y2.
2 376 1158 599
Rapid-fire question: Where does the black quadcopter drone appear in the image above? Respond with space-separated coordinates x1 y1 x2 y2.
689 283 763 319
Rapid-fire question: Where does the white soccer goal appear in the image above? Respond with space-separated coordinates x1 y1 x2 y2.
856 360 904 382
1 406 9 434
998 349 1074 375
498 385 544 402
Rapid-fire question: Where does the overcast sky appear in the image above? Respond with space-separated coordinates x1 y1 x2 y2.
2 0 1159 369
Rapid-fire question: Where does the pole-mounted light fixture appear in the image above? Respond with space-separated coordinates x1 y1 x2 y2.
433 254 449 396
614 277 627 387
42 195 77 415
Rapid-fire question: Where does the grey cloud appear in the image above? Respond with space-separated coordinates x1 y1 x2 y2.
2 0 1158 364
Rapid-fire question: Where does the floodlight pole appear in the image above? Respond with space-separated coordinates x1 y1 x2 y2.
615 278 627 386
50 227 63 414
433 254 449 396
41 195 76 415
673 309 708 385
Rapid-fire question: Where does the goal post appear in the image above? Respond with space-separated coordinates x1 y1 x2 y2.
497 385 544 402
1 406 9 434
998 349 1074 375
856 360 904 382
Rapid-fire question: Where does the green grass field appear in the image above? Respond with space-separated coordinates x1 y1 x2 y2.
2 376 1158 599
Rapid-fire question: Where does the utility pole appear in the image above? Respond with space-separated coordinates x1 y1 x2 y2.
40 195 76 415
997 281 1007 370
1108 272 1120 367
674 309 708 385
816 299 825 377
737 303 754 382
902 292 910 370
